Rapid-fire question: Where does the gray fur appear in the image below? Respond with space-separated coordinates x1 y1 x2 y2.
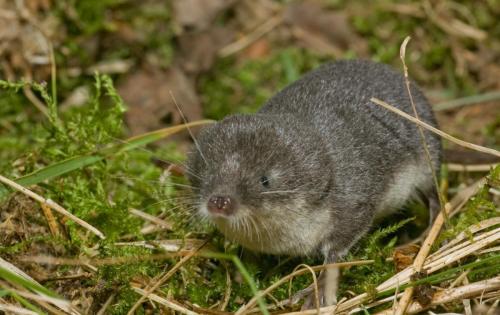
187 59 442 303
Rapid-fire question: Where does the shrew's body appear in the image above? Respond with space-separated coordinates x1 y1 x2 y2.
187 60 441 306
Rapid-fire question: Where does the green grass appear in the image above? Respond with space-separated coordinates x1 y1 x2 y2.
1 0 499 313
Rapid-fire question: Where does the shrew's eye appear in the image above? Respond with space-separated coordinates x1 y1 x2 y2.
260 176 270 188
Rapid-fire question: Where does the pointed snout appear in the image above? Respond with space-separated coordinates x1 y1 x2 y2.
207 195 236 216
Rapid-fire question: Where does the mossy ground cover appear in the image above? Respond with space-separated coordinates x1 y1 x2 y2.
0 1 499 314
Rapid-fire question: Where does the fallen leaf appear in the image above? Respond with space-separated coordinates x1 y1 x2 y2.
119 66 203 136
172 0 237 33
178 26 235 74
393 243 420 272
242 38 271 60
284 0 368 56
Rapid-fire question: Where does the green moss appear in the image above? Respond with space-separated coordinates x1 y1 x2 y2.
341 219 414 296
1 1 499 312
436 167 499 249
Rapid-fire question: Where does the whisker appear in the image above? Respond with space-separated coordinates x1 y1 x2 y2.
169 91 209 166
109 175 200 190
106 135 203 180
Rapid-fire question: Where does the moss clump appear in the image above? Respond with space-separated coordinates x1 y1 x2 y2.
0 76 189 311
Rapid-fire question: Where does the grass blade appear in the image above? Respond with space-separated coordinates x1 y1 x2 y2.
0 120 214 200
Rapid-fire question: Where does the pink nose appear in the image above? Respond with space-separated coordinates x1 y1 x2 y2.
207 196 235 215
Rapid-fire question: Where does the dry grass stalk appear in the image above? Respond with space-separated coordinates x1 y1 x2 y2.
447 163 498 172
0 280 69 315
278 232 500 315
6 288 72 312
478 246 500 255
0 174 105 239
131 287 199 315
0 303 39 315
18 252 191 266
393 35 444 314
127 241 207 314
372 220 498 292
422 0 487 41
290 264 320 315
129 208 173 230
220 267 232 311
447 178 487 217
0 257 80 314
429 218 500 261
139 224 169 235
318 180 492 313
390 203 448 314
370 98 500 158
349 292 404 314
115 239 206 252
376 276 500 315
235 260 374 315
96 293 116 315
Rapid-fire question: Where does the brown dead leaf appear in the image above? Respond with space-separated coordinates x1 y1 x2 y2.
284 0 368 57
242 38 271 60
393 243 420 272
172 0 237 33
178 26 235 74
120 66 203 136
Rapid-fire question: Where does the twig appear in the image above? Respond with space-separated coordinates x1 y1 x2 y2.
127 241 207 314
370 98 500 158
131 287 199 315
0 174 105 239
218 14 283 57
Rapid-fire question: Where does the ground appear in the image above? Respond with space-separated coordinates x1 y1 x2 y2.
0 1 499 314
